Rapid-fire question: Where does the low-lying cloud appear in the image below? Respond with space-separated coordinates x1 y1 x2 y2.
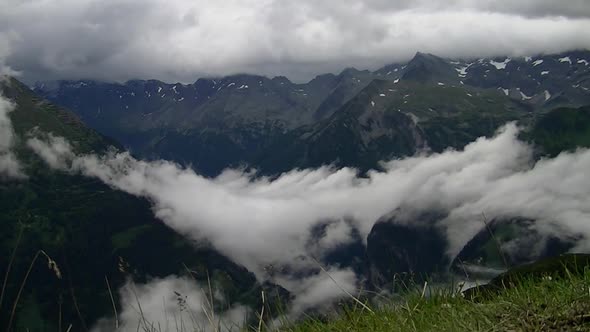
91 276 250 332
0 93 24 179
27 124 590 276
22 120 590 326
2 0 590 83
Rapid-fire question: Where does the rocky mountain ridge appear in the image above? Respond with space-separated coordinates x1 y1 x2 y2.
33 50 590 175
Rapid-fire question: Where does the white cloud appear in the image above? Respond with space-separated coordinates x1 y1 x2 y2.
316 220 355 252
27 133 74 170
91 276 249 332
1 1 589 83
27 121 590 323
27 123 590 277
276 267 358 316
0 93 24 179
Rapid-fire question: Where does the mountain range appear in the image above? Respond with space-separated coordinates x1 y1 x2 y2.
34 50 590 176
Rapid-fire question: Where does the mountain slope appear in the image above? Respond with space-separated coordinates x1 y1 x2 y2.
255 79 530 174
0 78 271 330
455 51 590 109
527 105 590 156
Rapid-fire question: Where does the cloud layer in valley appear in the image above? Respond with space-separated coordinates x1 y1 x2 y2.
1 0 590 83
18 118 590 327
27 124 590 281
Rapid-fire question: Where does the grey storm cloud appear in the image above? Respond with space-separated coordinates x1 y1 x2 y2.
1 0 589 83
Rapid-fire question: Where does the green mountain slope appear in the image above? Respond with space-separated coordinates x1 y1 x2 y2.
0 78 271 331
256 80 531 174
528 105 590 156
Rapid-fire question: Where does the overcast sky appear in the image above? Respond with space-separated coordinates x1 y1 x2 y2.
1 0 590 83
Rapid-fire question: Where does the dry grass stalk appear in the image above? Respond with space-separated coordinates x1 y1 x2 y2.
7 250 62 331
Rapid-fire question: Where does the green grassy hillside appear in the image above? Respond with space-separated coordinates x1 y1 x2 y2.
528 105 590 156
286 254 590 332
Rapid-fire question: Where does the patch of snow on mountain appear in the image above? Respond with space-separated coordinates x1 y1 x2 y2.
178 97 184 102
518 89 532 100
238 85 248 89
227 83 236 88
371 101 375 107
559 56 572 64
499 88 509 96
172 86 179 94
524 56 532 62
455 64 472 78
393 79 400 84
437 82 445 86
157 87 162 93
532 60 544 67
544 90 551 101
541 71 549 75
578 59 589 66
489 58 511 70
379 94 386 97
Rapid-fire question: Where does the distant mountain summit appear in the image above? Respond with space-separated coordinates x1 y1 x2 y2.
401 52 459 84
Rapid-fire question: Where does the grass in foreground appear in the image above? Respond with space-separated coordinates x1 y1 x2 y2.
284 268 590 331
